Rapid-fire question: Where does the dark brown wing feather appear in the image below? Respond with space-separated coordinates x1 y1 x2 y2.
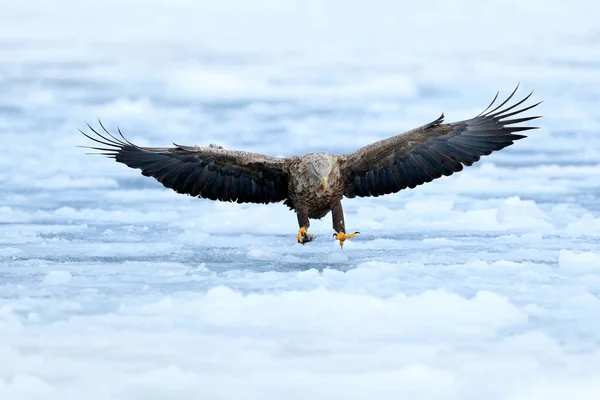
80 122 290 204
340 85 542 198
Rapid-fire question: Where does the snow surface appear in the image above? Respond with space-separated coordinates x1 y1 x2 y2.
2 1 600 399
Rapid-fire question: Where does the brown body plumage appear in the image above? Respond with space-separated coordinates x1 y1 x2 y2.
80 85 542 247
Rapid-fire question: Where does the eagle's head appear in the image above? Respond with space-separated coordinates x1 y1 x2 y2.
306 153 333 191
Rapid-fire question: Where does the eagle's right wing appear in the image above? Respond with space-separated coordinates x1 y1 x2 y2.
339 85 542 198
80 123 290 204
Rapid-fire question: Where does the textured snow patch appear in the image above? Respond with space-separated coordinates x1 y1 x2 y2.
193 286 527 338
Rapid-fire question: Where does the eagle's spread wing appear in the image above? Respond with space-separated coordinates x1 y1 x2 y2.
340 85 542 198
80 123 289 204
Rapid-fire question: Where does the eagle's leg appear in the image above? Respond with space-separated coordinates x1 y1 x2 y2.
331 197 359 248
296 207 315 244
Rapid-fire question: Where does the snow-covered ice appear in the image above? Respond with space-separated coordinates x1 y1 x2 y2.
1 1 600 399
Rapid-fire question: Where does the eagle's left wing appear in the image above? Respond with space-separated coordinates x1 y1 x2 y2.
80 122 290 204
339 85 542 198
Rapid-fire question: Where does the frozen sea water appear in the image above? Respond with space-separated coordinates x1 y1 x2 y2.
1 1 600 399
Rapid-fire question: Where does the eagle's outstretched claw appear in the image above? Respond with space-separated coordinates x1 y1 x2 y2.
297 226 315 244
333 231 360 248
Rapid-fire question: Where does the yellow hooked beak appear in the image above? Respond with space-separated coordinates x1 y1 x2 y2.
321 176 328 191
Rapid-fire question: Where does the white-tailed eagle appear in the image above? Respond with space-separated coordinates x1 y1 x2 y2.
80 85 541 247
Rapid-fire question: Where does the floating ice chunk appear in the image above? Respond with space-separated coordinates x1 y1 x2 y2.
191 263 209 273
564 214 600 237
459 209 502 231
42 270 72 285
558 250 600 270
193 285 527 338
295 268 323 285
0 207 30 223
247 248 271 260
496 196 553 231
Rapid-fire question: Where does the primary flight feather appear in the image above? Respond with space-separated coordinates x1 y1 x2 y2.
80 85 542 247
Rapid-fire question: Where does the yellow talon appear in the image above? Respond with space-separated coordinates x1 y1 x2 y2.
297 227 307 243
297 227 315 244
333 231 360 248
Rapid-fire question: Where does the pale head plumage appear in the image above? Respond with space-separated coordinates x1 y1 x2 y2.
305 153 333 190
